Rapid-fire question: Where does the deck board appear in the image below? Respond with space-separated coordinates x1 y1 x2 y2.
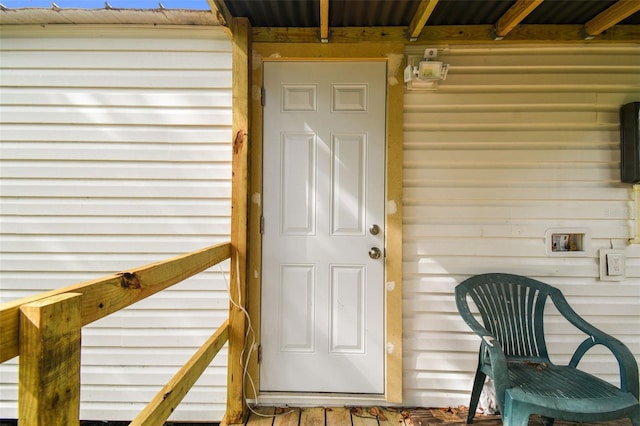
247 406 275 426
298 407 324 426
245 406 634 425
325 407 351 426
377 408 406 426
350 414 378 426
273 408 300 426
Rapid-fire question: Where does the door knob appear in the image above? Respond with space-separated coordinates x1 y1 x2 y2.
369 224 380 235
369 247 382 259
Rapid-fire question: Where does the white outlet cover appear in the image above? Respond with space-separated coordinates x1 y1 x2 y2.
599 248 625 281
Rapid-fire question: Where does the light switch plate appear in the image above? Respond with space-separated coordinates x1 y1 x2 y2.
599 249 625 281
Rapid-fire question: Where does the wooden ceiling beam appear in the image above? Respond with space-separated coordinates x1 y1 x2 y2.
583 0 640 38
320 0 329 42
493 0 544 39
252 24 640 44
407 0 439 41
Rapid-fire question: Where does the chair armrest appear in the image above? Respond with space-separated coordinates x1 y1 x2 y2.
552 291 639 399
569 335 639 399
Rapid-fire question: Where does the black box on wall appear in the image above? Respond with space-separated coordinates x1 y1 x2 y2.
620 101 640 183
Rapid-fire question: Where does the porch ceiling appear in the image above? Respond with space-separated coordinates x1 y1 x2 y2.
209 0 640 43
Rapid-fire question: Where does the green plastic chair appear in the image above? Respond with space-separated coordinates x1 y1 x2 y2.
455 273 639 426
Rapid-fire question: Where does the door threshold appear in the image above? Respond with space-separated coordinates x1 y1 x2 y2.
251 392 388 407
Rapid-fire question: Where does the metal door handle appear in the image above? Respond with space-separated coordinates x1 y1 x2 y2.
369 247 381 259
369 224 380 235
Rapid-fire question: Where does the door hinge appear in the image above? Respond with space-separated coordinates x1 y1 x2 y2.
257 344 262 363
261 87 266 106
260 215 265 235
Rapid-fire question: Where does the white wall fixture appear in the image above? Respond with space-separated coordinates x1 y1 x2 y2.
599 248 626 281
545 228 589 256
404 48 449 90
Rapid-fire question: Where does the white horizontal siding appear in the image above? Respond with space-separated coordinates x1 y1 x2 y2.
403 44 640 409
0 25 232 422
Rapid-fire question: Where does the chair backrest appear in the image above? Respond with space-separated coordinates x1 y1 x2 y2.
456 273 559 359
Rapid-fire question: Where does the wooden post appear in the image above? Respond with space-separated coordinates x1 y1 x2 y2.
224 16 251 425
19 293 82 426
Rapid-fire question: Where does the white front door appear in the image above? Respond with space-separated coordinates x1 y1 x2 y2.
260 61 386 394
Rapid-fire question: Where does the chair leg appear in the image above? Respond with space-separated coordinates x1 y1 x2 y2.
630 406 640 426
502 394 531 426
466 370 486 424
502 410 531 426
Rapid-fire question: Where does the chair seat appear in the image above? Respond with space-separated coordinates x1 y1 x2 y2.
505 361 639 418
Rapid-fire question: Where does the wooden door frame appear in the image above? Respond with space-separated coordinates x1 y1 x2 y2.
247 43 404 404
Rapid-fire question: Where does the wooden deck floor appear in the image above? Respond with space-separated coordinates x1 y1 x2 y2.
244 406 634 426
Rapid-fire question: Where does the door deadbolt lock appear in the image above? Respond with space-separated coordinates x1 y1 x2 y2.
369 247 382 259
369 224 380 235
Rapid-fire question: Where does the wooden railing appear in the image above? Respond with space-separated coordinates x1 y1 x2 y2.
0 242 232 425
